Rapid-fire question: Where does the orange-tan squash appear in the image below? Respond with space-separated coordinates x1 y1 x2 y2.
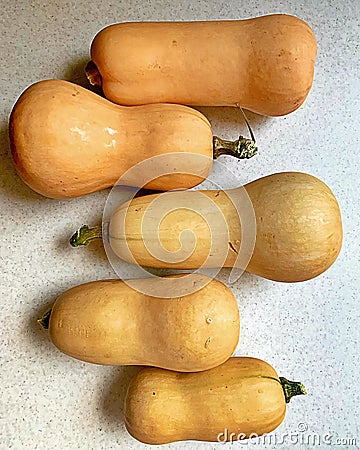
89 14 317 116
124 357 306 444
10 80 255 199
72 172 342 282
38 275 240 372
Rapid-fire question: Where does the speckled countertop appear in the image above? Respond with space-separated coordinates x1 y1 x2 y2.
1 1 359 449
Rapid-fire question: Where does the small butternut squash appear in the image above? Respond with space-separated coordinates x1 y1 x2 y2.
124 357 306 444
9 80 255 199
72 172 342 282
89 14 317 116
39 275 240 372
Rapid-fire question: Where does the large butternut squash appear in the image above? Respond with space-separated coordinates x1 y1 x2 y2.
124 357 306 444
72 172 342 282
10 80 255 199
39 275 240 372
89 14 317 116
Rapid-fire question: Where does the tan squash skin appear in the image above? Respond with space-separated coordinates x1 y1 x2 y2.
109 172 342 282
48 275 240 372
90 14 317 116
9 80 213 198
124 357 288 444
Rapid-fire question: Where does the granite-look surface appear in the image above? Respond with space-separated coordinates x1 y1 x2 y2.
1 1 359 449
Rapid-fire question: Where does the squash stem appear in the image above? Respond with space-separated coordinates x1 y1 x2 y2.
85 60 102 86
213 135 257 160
37 308 52 330
70 225 102 247
279 377 307 403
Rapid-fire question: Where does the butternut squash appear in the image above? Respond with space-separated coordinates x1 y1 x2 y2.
124 356 306 444
88 14 317 116
72 172 342 282
38 275 240 372
9 80 256 199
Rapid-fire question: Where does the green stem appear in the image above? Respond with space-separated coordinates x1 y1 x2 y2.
213 135 257 160
70 225 102 247
37 308 52 330
279 377 307 403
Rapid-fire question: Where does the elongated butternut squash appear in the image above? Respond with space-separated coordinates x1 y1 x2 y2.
124 357 306 444
72 172 342 282
9 80 256 199
89 14 317 116
38 275 240 372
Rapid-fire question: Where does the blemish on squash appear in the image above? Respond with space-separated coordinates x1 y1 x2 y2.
148 62 161 70
263 232 276 244
228 242 238 254
206 317 213 324
204 337 211 348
